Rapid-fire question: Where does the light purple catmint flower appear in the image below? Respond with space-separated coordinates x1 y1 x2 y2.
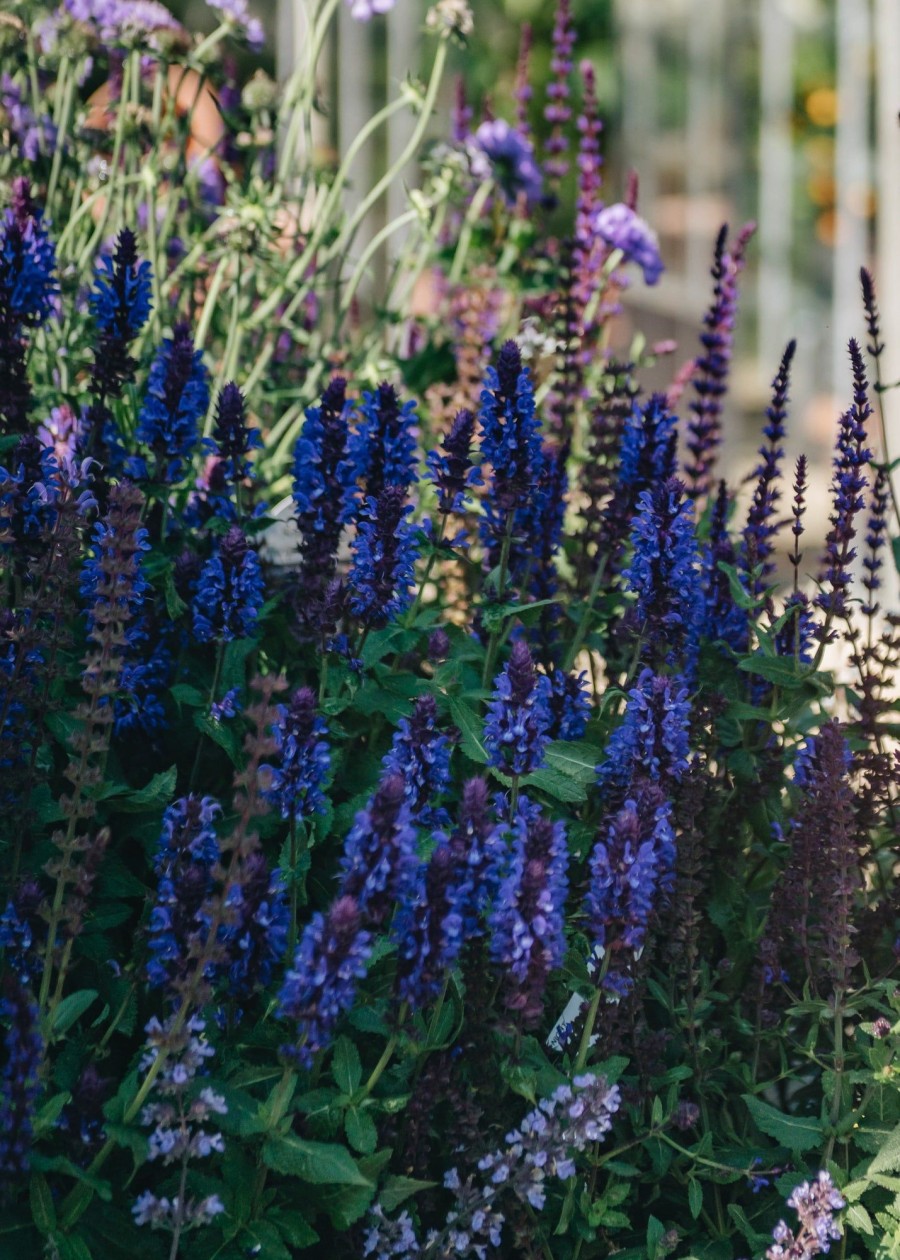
765 1171 845 1260
348 0 395 19
592 203 664 286
206 0 264 48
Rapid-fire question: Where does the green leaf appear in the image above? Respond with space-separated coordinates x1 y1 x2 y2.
315 1181 376 1230
169 683 206 708
332 1036 362 1095
520 766 587 804
688 1178 703 1220
345 1107 377 1154
237 1221 292 1260
543 741 603 783
32 1092 70 1136
115 767 177 813
163 565 187 619
30 1173 56 1234
380 1175 438 1212
646 1214 665 1258
194 712 242 763
270 1209 319 1249
261 1134 372 1186
869 1119 900 1175
50 989 98 1036
650 1096 664 1127
449 697 488 764
742 1094 824 1153
30 1154 112 1201
846 1202 874 1235
50 1237 93 1260
221 638 256 691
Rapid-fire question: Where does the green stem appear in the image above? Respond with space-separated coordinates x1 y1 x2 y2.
564 555 610 672
340 208 420 315
447 179 493 286
46 58 75 210
360 1005 407 1099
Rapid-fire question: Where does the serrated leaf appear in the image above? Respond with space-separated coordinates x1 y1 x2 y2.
315 1180 376 1230
869 1120 900 1175
262 1134 372 1185
520 766 587 804
688 1177 703 1220
448 697 488 764
846 1202 874 1235
380 1175 438 1212
237 1221 292 1260
646 1214 665 1257
221 638 256 691
543 741 603 783
743 1094 824 1153
50 989 98 1036
345 1107 377 1154
270 1209 319 1249
115 767 177 813
332 1036 362 1095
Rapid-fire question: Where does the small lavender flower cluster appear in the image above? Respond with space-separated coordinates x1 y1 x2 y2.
765 1172 845 1260
132 1014 227 1234
364 1073 621 1258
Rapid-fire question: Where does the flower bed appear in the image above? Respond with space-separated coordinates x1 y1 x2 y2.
0 2 898 1258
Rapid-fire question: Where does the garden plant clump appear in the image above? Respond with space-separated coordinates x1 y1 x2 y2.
1 0 899 1257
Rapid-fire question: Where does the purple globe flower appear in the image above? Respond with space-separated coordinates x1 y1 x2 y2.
592 203 664 286
470 119 543 206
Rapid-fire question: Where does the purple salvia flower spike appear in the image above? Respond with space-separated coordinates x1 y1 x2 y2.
543 0 575 182
684 222 755 500
815 340 873 633
382 695 453 827
278 895 373 1067
741 339 795 595
338 774 419 928
0 977 42 1177
484 640 553 777
346 485 419 628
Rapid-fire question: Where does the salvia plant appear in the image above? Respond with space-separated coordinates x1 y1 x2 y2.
0 2 898 1259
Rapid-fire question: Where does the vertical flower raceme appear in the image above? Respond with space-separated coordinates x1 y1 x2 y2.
88 227 152 403
484 640 553 777
382 695 453 827
513 440 569 621
338 774 419 928
278 895 373 1068
263 687 331 822
622 476 702 669
206 381 261 514
764 1171 845 1260
741 340 795 595
132 1014 226 1235
586 789 675 990
291 377 357 614
221 852 289 998
346 485 418 629
576 361 637 577
547 667 591 741
130 323 209 485
80 481 151 650
0 179 58 433
596 668 691 803
0 434 62 576
146 795 222 992
349 381 419 500
479 340 544 570
618 393 678 499
575 60 603 244
0 977 42 1179
394 835 472 1009
426 407 481 517
488 799 569 1026
683 222 754 500
543 0 575 182
0 880 44 984
761 721 860 996
701 480 748 650
815 341 873 631
192 525 265 643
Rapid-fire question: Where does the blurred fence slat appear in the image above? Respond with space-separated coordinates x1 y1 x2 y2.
757 0 794 383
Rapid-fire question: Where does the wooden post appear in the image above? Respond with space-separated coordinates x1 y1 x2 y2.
757 0 794 384
832 0 872 395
